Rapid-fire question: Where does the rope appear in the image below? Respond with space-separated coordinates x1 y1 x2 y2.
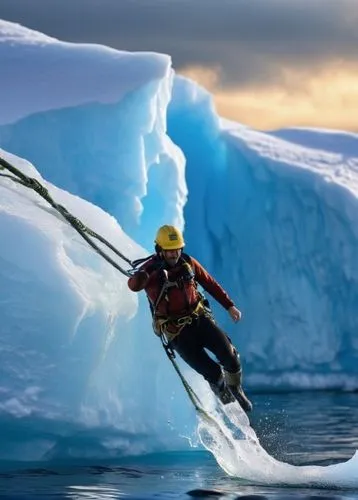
160 335 203 411
0 156 135 277
160 334 226 428
0 155 215 421
152 275 217 420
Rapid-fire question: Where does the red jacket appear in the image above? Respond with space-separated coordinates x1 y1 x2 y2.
127 255 234 318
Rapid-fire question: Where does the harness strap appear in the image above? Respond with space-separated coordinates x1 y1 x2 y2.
153 300 206 341
150 257 214 341
153 279 178 311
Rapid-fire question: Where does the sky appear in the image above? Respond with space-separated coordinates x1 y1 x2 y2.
1 0 358 132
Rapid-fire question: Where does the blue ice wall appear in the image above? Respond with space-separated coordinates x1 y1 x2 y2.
0 79 186 252
168 78 358 389
167 77 242 332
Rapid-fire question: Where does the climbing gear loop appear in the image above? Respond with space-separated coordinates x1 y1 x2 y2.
153 299 205 341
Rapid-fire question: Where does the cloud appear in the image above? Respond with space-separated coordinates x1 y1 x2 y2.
1 0 358 88
1 0 358 130
206 62 358 131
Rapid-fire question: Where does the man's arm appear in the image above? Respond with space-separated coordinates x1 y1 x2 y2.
192 257 234 309
192 257 242 321
127 269 149 292
127 256 161 292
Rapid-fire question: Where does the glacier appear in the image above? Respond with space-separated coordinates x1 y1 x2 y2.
0 19 187 251
0 19 358 484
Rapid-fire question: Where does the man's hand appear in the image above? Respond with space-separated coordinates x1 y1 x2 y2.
228 305 242 322
136 270 149 288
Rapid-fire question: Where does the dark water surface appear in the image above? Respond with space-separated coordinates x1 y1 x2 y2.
0 392 357 499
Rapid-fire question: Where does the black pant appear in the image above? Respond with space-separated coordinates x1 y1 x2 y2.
170 314 240 384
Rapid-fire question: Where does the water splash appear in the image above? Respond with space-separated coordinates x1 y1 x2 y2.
197 395 358 489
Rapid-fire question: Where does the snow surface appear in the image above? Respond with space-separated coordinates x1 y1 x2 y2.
0 19 170 125
1 20 358 485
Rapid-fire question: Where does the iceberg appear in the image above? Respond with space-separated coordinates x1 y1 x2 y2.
0 148 194 461
0 19 187 251
0 19 358 473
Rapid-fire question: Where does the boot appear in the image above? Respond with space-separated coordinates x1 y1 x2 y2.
209 372 235 405
224 369 253 412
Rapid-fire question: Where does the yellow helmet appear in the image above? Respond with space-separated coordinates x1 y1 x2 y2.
155 225 185 250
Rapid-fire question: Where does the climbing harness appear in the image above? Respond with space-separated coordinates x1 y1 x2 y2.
150 258 214 341
149 257 203 339
153 300 205 341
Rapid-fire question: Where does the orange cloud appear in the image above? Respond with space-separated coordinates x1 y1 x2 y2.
179 62 358 132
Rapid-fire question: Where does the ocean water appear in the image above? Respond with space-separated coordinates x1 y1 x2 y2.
0 391 357 499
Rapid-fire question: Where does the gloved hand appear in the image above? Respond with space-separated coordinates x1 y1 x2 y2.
135 270 149 289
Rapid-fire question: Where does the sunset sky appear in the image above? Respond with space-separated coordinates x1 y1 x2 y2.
1 0 357 132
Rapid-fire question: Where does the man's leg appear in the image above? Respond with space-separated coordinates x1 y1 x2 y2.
198 316 253 412
198 315 239 372
170 323 234 404
171 323 221 383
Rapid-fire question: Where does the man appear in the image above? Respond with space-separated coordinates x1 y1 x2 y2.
128 225 252 412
